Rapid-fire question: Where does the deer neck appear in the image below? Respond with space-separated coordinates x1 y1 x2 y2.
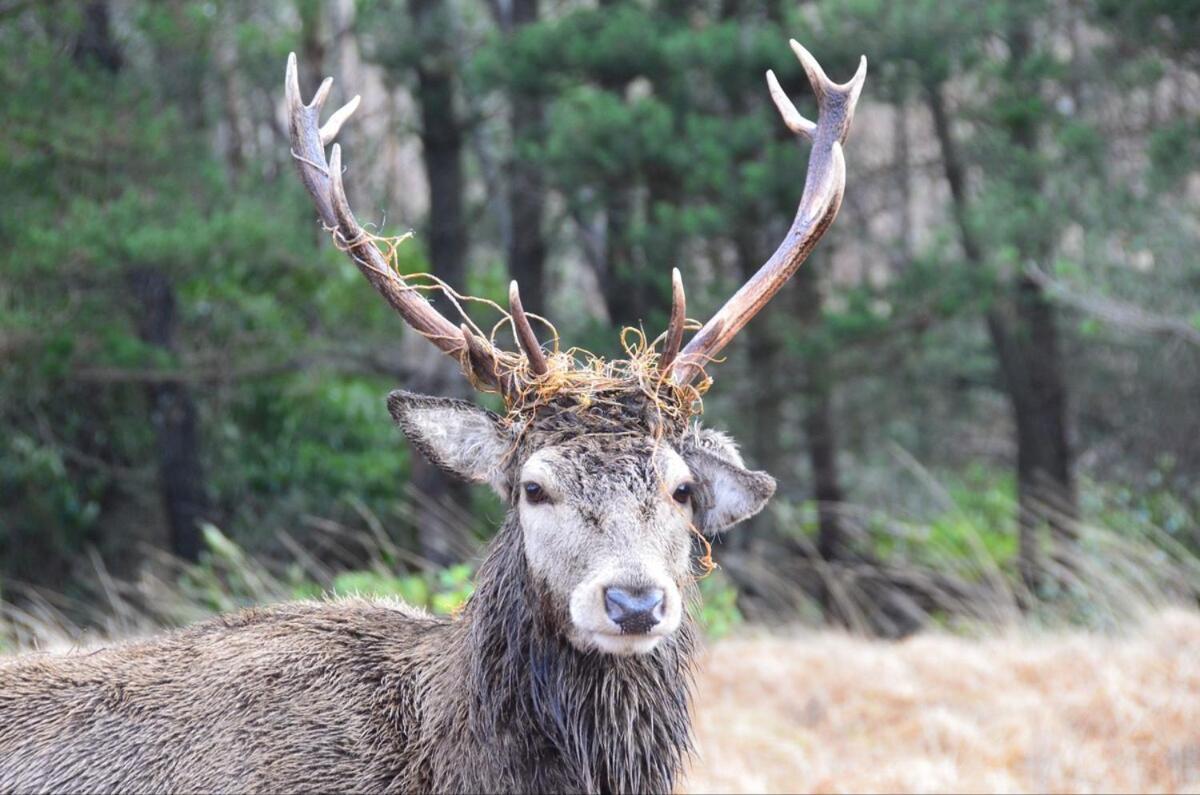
446 512 697 793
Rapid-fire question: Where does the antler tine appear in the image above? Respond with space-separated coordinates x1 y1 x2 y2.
766 69 816 140
285 54 508 392
671 42 866 385
311 76 334 110
659 268 686 371
286 52 303 109
790 40 868 142
320 95 360 147
508 281 549 376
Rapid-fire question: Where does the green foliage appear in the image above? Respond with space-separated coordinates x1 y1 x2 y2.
0 434 101 583
1148 119 1200 187
328 564 475 615
695 572 744 639
0 2 428 581
874 466 1020 570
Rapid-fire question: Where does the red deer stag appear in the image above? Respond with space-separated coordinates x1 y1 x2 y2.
0 39 865 794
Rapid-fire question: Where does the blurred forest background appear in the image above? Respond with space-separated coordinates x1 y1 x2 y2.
2 0 1199 643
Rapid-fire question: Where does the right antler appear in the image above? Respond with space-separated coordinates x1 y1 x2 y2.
670 42 867 385
286 54 547 394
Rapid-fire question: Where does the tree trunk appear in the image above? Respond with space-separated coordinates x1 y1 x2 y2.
72 2 209 563
925 71 1077 595
410 0 466 292
215 5 249 177
71 0 122 73
1003 20 1079 580
492 0 548 317
128 268 208 562
406 0 472 565
1011 276 1078 583
296 0 327 98
893 100 913 270
793 259 847 562
587 10 642 332
598 190 643 330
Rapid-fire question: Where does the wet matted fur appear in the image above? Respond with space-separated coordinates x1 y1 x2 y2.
0 525 694 793
0 387 772 794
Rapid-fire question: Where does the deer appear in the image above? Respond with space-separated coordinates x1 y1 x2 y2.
0 40 865 794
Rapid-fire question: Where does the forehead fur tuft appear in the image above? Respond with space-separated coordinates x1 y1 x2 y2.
492 333 712 450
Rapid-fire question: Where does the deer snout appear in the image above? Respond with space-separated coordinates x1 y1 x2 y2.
604 586 666 634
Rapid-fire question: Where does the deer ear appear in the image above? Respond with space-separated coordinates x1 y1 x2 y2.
387 391 513 495
683 429 776 534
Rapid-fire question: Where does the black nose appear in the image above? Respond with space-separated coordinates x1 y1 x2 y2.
603 586 665 634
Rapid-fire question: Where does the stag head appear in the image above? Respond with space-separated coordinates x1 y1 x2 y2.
285 40 866 655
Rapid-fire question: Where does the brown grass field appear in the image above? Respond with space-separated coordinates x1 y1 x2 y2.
686 609 1200 794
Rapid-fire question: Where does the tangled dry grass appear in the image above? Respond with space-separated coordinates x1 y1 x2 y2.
687 609 1200 794
350 228 711 424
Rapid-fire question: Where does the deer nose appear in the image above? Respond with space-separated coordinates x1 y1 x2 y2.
604 586 665 634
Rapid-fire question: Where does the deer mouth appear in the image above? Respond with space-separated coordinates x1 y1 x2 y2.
585 630 666 657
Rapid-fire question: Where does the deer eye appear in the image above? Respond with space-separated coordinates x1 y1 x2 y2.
672 483 694 505
522 482 550 505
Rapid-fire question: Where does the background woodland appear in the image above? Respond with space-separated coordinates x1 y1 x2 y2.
2 0 1199 639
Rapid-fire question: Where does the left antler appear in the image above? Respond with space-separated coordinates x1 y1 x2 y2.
670 41 867 385
286 54 549 394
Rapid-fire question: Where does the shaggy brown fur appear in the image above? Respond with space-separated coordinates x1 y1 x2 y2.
0 519 695 793
0 390 718 794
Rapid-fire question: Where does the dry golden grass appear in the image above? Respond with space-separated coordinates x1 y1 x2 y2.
687 609 1200 794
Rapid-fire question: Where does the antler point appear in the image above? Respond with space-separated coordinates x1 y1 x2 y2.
312 76 334 110
320 96 360 146
766 68 815 138
285 53 301 109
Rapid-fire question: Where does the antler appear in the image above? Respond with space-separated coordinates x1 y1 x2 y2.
508 281 549 376
659 268 686 372
670 41 867 385
286 54 517 391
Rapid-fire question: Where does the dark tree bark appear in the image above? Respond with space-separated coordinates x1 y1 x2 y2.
128 268 209 562
71 2 209 563
490 0 548 317
793 259 847 562
406 0 472 565
296 0 327 98
893 101 913 271
410 0 467 293
215 6 248 177
925 55 1077 594
71 0 122 73
598 189 648 330
1003 19 1079 552
581 0 644 331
